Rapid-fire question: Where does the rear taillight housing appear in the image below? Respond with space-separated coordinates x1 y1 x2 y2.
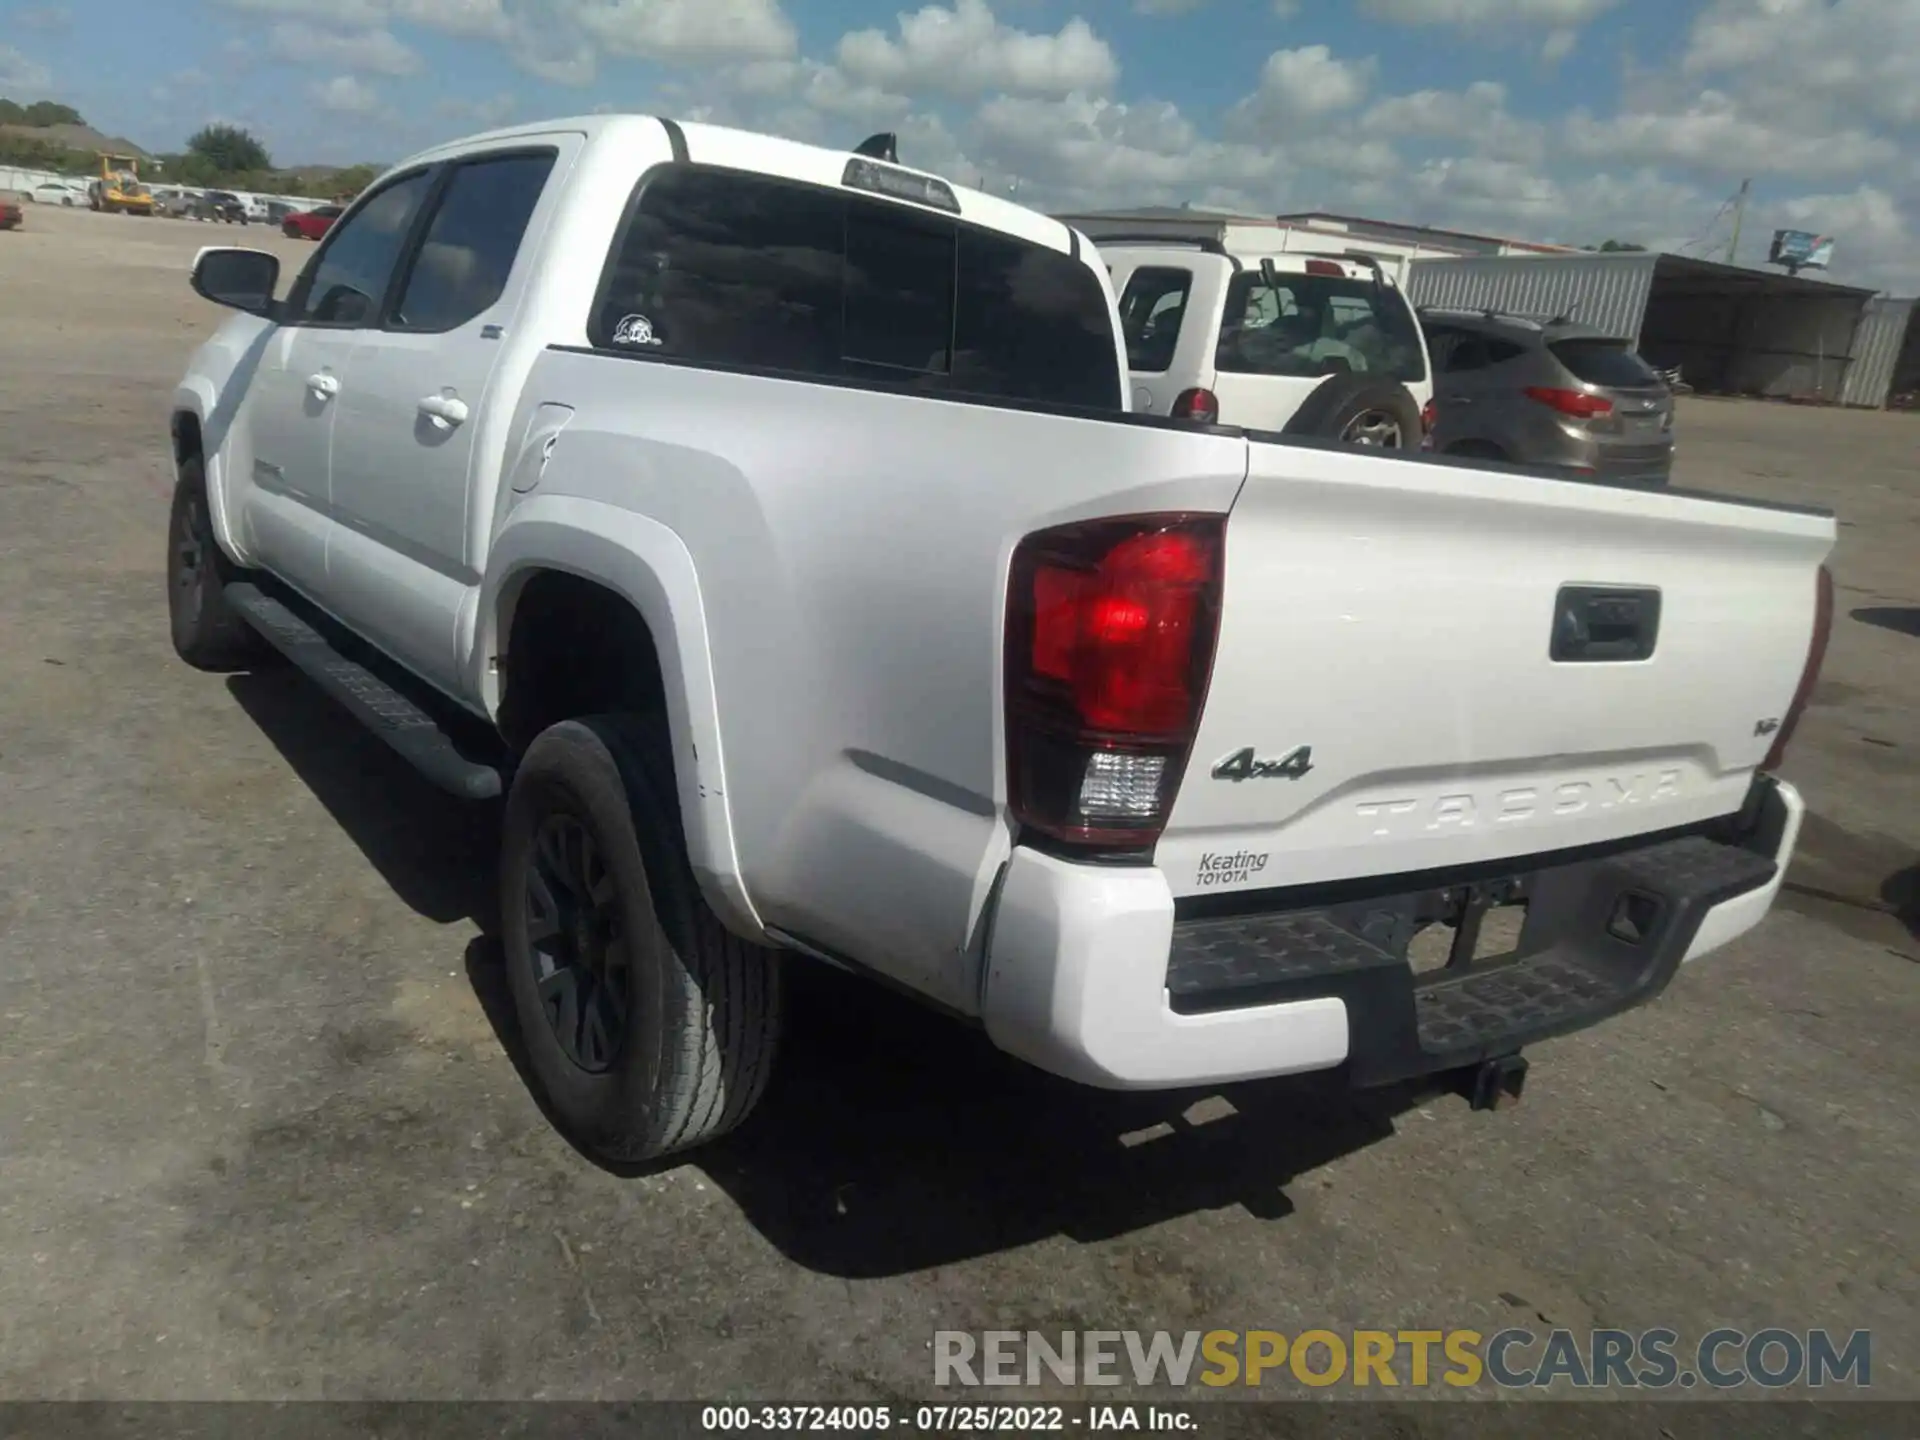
1762 564 1835 772
1005 515 1224 850
1170 387 1219 425
1525 386 1614 420
1419 398 1437 448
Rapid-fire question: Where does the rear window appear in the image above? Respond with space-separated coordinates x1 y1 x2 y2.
1551 338 1662 389
592 165 1121 411
1216 272 1426 384
1116 266 1193 373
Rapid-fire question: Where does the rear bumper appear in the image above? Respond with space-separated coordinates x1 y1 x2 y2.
980 777 1802 1090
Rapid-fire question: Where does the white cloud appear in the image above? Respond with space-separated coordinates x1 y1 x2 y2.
437 91 518 127
1360 0 1617 24
1541 26 1577 62
393 0 510 38
268 22 421 74
1361 79 1506 136
1226 44 1375 136
310 73 382 114
1133 0 1205 12
15 6 70 32
1683 0 1920 129
573 0 797 63
0 44 53 92
838 0 1118 99
219 0 393 26
1564 89 1897 178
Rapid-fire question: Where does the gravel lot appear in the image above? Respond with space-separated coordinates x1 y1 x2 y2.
1 203 1915 1411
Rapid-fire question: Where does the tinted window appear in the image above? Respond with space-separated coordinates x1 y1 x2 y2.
1552 338 1662 388
1484 338 1527 364
393 152 555 332
596 166 841 374
1117 267 1193 373
952 228 1121 409
1441 337 1490 373
1216 272 1426 383
290 170 435 326
844 204 953 375
594 166 1122 410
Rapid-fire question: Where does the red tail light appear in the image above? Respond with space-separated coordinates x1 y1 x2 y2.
1762 565 1834 772
1525 386 1614 419
1006 515 1224 850
1303 259 1344 277
1419 398 1437 434
1170 387 1219 425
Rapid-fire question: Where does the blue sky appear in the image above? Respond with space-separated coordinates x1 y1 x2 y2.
6 0 1916 289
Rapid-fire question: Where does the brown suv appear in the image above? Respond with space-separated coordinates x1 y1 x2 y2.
1420 308 1674 485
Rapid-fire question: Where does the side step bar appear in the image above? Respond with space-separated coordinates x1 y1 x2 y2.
224 582 503 801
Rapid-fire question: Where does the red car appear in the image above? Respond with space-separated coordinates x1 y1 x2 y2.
282 204 342 240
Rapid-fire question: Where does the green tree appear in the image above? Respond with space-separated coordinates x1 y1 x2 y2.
187 123 271 174
1596 239 1647 252
0 98 87 127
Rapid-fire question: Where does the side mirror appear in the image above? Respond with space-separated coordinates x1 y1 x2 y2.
191 246 280 317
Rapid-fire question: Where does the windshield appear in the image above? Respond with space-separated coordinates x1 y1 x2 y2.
1216 271 1426 383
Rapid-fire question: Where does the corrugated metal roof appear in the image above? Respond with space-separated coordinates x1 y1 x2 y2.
1840 297 1917 408
1406 253 1657 341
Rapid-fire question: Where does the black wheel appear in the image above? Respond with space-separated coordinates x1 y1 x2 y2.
1284 373 1423 450
500 713 783 1162
167 457 268 671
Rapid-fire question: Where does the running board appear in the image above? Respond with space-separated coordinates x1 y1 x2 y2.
224 582 503 801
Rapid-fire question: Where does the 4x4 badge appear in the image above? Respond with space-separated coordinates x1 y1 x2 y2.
1212 745 1314 781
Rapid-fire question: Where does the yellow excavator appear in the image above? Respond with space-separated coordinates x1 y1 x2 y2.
89 153 154 216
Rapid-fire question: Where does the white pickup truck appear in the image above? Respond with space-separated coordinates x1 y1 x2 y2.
168 115 1836 1162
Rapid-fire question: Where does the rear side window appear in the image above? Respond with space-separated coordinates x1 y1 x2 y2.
1216 272 1426 384
1116 267 1193 373
1552 338 1662 388
393 151 556 332
592 165 1121 411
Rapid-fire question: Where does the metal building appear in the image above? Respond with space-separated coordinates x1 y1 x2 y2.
1407 251 1881 402
1839 297 1918 409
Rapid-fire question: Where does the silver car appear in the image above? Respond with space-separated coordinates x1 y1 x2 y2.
1420 309 1674 484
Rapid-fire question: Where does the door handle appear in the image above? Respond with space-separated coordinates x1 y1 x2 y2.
306 372 339 399
1444 394 1473 405
417 394 469 428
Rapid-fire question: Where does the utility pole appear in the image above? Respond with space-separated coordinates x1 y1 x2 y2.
1726 177 1751 265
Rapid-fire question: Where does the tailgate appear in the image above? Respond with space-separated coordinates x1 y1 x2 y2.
1155 444 1835 897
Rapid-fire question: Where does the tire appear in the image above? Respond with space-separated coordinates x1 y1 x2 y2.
282 222 299 238
1283 373 1423 450
500 713 783 1163
166 457 267 671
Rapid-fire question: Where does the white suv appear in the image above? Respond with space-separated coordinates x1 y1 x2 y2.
1099 238 1434 447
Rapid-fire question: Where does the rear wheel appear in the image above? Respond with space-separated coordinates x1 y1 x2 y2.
1283 374 1423 450
500 714 784 1162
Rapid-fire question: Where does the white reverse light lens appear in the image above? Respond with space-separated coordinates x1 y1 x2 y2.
1077 751 1166 821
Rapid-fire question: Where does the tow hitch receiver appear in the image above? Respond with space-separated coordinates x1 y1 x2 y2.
1465 1053 1528 1112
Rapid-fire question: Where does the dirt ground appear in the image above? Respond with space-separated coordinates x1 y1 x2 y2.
0 203 1914 1412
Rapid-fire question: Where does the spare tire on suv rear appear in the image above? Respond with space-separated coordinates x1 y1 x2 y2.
1282 373 1422 450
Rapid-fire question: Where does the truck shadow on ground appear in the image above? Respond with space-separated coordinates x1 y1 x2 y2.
229 665 1445 1278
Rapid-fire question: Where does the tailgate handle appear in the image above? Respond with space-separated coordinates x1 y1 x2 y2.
1551 586 1660 662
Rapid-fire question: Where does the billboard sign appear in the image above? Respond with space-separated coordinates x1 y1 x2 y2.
1768 229 1835 270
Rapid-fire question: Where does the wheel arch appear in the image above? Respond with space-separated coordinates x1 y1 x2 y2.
480 496 762 940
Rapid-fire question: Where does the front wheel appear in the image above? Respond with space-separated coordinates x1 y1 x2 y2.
166 458 269 671
500 714 784 1162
